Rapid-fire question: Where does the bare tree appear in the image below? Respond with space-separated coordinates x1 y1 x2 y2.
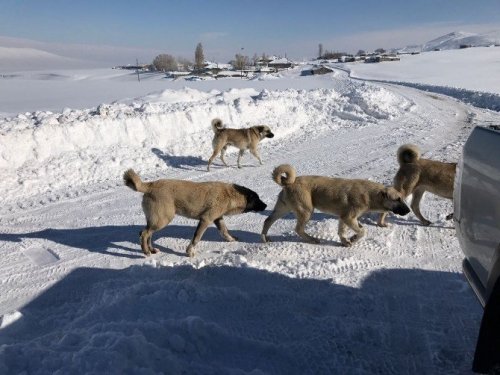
232 54 249 71
252 53 259 66
356 49 366 56
318 43 324 59
177 57 192 72
375 48 386 54
194 43 205 71
152 54 178 72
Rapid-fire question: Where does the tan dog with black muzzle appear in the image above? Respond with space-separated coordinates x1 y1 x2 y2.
207 118 274 171
262 164 410 246
124 169 267 257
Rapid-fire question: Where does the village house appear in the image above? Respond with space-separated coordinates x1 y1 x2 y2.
267 57 294 71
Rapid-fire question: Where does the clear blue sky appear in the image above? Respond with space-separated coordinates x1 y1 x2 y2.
1 0 499 63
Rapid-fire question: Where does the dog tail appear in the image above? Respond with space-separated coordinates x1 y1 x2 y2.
211 118 225 134
272 164 296 186
123 169 149 193
397 144 421 165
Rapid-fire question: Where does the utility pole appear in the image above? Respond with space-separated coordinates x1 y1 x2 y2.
136 58 140 82
240 47 244 79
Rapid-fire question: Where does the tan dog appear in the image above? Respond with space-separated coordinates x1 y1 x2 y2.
261 164 410 246
207 118 274 171
124 169 267 257
378 144 456 226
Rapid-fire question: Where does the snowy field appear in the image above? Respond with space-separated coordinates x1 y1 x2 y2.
348 46 500 95
1 46 500 374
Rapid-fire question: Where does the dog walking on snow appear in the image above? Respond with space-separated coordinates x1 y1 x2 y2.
207 118 274 171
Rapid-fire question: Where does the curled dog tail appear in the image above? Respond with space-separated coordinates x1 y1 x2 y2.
397 144 421 165
272 164 296 186
123 169 149 193
211 118 225 134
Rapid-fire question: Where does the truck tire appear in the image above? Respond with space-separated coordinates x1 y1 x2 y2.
473 279 500 373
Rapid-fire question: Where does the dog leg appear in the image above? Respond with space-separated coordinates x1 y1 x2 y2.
147 235 158 254
377 212 389 227
338 219 351 246
261 199 291 242
207 143 225 171
186 218 211 257
140 228 154 255
344 217 367 245
250 147 263 165
214 217 237 242
339 216 366 246
140 215 174 255
411 188 432 226
295 209 320 244
237 150 245 168
219 146 229 166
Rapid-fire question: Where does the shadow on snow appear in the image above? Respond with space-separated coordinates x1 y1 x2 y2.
0 265 481 374
0 224 264 259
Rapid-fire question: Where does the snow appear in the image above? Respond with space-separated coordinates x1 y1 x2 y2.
346 47 500 97
0 46 100 71
420 30 500 52
1 41 500 374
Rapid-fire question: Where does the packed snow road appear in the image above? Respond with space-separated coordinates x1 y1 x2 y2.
1 70 499 374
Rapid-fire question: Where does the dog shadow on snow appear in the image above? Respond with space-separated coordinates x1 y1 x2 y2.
152 148 206 171
0 213 453 260
0 265 481 374
264 210 454 230
152 148 261 172
0 223 263 259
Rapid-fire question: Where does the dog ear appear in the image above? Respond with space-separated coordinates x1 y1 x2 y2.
256 125 265 133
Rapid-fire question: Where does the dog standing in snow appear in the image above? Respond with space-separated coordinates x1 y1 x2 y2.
124 169 267 257
262 164 410 246
207 118 274 171
378 144 456 226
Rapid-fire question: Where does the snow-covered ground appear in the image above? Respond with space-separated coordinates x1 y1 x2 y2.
1 47 500 374
349 47 500 94
343 46 500 111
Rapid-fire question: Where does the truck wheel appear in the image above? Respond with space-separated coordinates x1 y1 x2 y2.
473 279 500 373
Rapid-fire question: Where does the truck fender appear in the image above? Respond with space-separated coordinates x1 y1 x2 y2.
473 262 500 373
486 243 500 301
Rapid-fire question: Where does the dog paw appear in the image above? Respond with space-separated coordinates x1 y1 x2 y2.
349 234 362 244
186 246 195 258
377 222 389 228
341 239 352 247
261 234 270 243
151 248 160 254
420 220 432 226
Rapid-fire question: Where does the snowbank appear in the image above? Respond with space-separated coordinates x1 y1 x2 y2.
0 83 412 205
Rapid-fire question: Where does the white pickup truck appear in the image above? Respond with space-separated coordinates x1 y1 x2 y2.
454 125 500 373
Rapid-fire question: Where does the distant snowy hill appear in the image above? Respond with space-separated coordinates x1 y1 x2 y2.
0 46 100 71
397 30 500 53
